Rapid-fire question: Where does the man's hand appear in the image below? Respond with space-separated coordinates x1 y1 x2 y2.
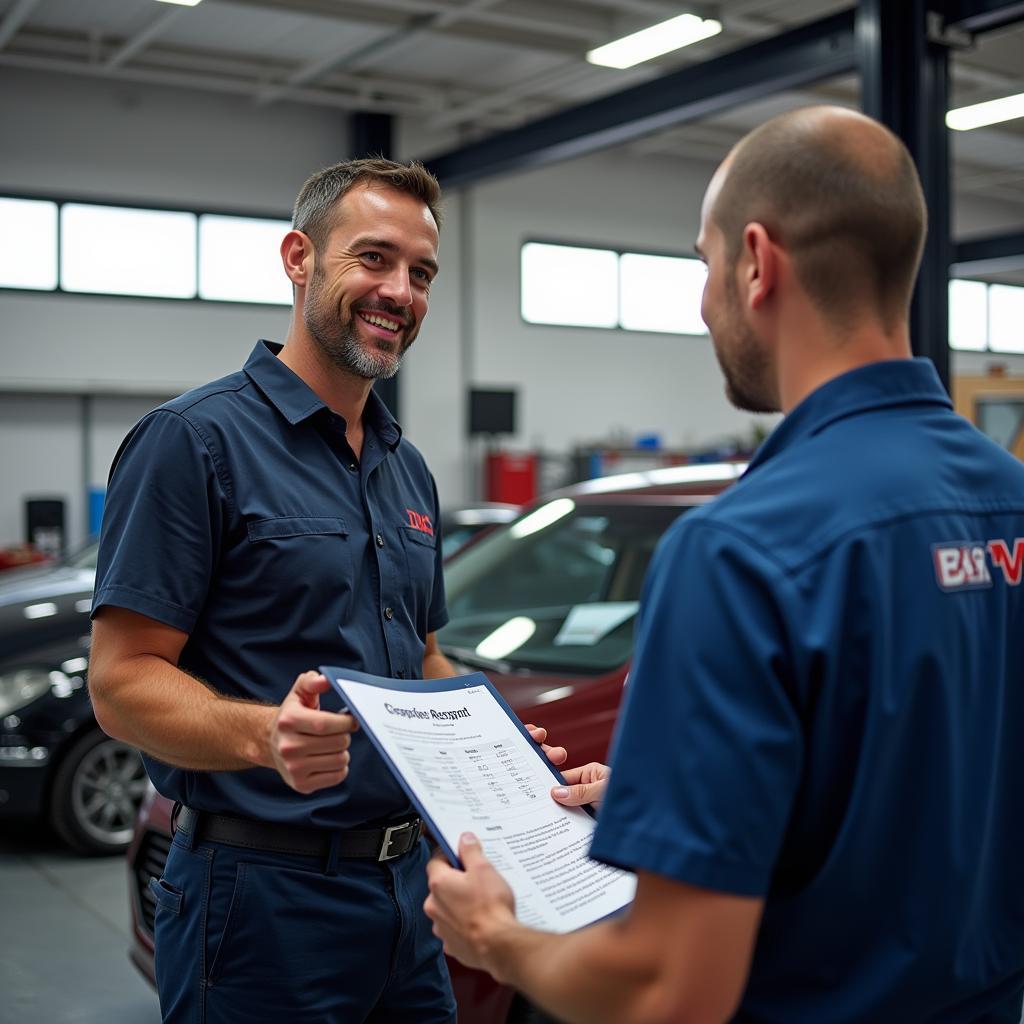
524 723 567 768
268 671 359 793
552 762 611 811
425 833 518 975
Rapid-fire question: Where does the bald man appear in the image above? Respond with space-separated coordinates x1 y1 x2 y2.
424 107 1024 1023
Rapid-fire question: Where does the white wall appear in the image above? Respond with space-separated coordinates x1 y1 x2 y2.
3 68 1024 550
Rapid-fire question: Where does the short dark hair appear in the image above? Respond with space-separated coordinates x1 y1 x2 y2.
711 107 926 330
292 157 443 251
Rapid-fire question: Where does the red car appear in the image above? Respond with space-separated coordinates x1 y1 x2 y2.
126 463 745 1021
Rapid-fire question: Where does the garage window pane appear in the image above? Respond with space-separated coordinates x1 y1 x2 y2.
989 284 1024 354
0 198 58 290
521 243 618 328
198 215 292 304
620 253 707 335
948 279 988 351
61 204 197 298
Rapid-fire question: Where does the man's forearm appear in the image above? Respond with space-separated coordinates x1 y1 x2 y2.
423 650 457 679
91 654 275 771
484 916 666 1024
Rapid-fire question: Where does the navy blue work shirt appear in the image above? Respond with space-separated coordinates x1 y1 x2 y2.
93 340 447 829
591 359 1024 1022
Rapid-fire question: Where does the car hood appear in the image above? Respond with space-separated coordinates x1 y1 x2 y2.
0 567 95 664
0 566 96 608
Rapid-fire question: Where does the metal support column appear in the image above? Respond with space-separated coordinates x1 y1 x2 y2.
350 112 401 419
858 0 951 390
350 112 393 160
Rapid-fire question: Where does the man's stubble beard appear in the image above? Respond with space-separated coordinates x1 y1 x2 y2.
303 266 415 381
711 275 779 415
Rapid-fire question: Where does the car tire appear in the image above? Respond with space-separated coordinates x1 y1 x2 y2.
507 995 564 1024
49 728 148 856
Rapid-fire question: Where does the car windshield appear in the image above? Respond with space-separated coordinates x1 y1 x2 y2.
439 499 687 674
65 541 100 570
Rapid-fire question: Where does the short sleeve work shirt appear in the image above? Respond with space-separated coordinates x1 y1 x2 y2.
93 340 447 828
591 360 1024 1023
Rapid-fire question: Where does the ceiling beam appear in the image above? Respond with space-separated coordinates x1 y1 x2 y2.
218 0 598 54
256 0 504 106
0 0 41 53
954 230 1024 274
422 9 857 188
0 51 429 115
940 0 1024 33
105 8 184 70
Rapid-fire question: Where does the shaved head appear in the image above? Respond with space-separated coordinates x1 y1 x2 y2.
709 106 926 330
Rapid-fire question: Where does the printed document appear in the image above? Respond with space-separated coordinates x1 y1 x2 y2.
321 666 636 933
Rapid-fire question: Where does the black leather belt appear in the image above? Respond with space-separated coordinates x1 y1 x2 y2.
175 805 422 862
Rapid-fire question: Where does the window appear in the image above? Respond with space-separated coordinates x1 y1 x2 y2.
949 278 1024 355
521 241 708 335
948 279 988 351
61 204 197 299
0 198 58 290
989 284 1024 354
521 242 619 328
620 252 707 335
198 214 292 305
440 501 685 673
0 194 295 305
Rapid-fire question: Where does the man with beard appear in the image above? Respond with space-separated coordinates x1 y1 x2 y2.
88 159 465 1022
424 107 1024 1023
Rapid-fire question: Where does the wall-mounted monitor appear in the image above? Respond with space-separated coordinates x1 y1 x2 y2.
469 388 517 436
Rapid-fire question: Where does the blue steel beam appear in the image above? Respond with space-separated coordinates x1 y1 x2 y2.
424 10 856 188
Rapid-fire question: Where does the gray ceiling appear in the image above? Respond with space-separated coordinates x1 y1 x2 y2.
2 0 1023 227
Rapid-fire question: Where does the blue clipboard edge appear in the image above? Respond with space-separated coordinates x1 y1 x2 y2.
319 665 590 871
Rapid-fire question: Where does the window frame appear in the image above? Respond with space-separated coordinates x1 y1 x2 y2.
0 190 293 308
519 237 708 336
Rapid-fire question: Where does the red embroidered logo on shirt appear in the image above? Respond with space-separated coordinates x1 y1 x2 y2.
405 509 434 536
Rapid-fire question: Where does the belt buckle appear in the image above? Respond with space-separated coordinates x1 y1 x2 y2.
378 820 416 862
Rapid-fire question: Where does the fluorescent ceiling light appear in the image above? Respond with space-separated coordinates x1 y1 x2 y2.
947 91 1024 131
587 12 722 70
155 0 203 7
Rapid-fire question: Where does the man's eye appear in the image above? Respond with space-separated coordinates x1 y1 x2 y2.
412 268 430 282
362 252 382 264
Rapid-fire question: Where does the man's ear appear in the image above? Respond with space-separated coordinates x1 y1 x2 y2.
281 230 314 287
740 222 776 312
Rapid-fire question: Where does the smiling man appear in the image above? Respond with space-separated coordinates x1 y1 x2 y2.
89 159 461 1022
425 108 1024 1023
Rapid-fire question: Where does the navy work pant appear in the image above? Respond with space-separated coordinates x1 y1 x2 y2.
150 814 456 1023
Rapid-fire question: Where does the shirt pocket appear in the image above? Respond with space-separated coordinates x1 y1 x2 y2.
247 515 349 542
243 516 353 608
398 526 437 611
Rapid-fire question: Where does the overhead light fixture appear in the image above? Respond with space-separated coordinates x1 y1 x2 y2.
947 91 1024 131
155 0 203 7
587 12 722 70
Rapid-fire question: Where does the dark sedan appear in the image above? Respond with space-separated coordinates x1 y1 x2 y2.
0 543 148 854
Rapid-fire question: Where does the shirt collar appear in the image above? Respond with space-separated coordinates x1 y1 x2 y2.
745 358 952 474
243 340 403 449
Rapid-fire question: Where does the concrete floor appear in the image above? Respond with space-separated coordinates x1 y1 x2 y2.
0 821 161 1024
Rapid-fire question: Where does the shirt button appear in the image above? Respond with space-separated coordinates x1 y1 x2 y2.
384 607 394 621
348 462 358 472
376 533 385 547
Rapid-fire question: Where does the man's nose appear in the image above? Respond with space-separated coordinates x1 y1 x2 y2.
378 265 413 308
